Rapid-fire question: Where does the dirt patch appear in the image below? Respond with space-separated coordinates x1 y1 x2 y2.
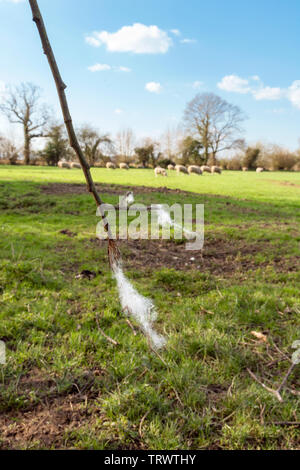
59 229 77 237
41 182 197 197
0 368 105 449
0 394 98 450
41 182 243 201
90 237 299 276
41 183 299 276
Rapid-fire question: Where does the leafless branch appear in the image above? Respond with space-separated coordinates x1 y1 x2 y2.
95 315 119 346
247 362 297 403
28 0 119 265
247 368 283 402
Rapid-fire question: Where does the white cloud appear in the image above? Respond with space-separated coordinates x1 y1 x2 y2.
192 81 203 89
253 86 283 101
85 36 102 47
217 75 251 94
88 64 131 73
170 29 181 36
0 0 25 3
287 81 300 109
180 38 197 44
217 74 300 110
145 82 162 93
86 23 172 54
88 63 111 72
115 108 123 114
117 66 131 72
218 74 283 101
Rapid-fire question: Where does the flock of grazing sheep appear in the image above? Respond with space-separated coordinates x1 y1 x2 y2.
58 161 81 169
154 164 222 177
105 162 223 175
57 161 130 170
57 160 266 175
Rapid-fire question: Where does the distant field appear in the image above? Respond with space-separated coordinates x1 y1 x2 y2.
1 165 300 204
0 165 299 450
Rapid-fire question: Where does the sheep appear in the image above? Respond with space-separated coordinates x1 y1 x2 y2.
175 164 188 175
58 161 70 169
256 167 264 173
200 165 211 173
106 162 116 169
242 167 248 172
167 164 175 171
211 166 222 174
70 162 81 169
187 165 202 175
154 167 168 177
119 162 129 170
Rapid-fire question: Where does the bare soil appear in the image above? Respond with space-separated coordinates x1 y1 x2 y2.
90 237 299 276
45 179 299 277
0 368 103 450
41 182 197 197
0 395 92 449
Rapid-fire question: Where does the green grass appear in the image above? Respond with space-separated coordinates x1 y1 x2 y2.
1 165 300 204
0 165 299 450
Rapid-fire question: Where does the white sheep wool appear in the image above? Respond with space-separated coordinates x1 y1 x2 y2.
155 205 196 238
112 264 166 350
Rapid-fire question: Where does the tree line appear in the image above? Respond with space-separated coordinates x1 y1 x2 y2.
219 144 300 171
0 81 299 170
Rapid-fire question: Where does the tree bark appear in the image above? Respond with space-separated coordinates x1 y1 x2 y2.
28 0 119 267
24 128 30 165
204 150 209 165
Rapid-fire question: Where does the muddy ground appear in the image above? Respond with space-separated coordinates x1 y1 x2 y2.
43 182 299 276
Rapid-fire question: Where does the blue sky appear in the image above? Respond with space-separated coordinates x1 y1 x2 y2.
1 0 300 149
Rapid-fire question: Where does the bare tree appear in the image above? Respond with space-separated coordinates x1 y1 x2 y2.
0 135 20 164
183 92 245 164
78 124 112 166
160 125 183 161
115 128 135 163
0 82 49 164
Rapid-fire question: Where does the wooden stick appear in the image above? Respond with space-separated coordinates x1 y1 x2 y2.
28 0 119 266
286 387 300 397
95 315 119 346
126 318 137 336
276 363 296 395
139 410 150 439
247 368 283 402
248 364 298 402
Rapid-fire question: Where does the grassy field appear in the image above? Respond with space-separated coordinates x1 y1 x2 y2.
0 165 299 450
